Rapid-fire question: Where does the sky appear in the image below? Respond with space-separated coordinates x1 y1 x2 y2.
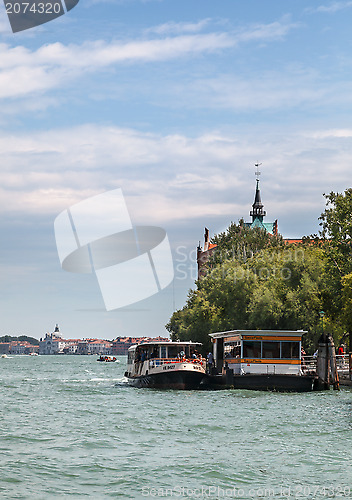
0 0 351 340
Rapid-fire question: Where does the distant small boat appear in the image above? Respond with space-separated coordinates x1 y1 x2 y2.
97 356 118 362
29 352 39 356
1 354 9 358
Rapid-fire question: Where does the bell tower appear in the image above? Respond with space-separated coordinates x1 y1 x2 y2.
250 163 266 223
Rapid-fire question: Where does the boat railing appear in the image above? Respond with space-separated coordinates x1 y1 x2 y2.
147 357 205 368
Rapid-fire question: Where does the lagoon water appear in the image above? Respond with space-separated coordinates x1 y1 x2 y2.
1 355 352 500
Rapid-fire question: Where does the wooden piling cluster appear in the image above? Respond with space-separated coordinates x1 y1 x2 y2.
316 333 340 390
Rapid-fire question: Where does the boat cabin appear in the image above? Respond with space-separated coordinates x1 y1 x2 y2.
127 341 203 366
209 330 306 376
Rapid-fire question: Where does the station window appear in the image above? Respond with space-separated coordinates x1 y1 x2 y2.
224 341 241 358
243 341 261 358
262 341 280 359
281 342 300 359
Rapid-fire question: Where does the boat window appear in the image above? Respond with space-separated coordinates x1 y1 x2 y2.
281 342 300 359
168 347 178 358
243 341 261 358
262 341 280 359
150 347 159 359
160 346 167 358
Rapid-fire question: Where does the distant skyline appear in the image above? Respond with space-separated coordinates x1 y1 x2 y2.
0 0 351 339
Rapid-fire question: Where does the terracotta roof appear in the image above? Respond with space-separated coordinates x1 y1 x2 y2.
284 239 303 244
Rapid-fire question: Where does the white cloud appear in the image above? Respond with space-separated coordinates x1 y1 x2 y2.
0 124 350 234
173 70 327 111
0 17 297 102
308 128 352 138
306 1 352 13
145 19 212 36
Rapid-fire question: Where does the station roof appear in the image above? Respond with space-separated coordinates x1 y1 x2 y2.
209 330 306 339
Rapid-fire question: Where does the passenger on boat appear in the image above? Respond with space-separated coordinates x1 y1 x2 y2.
207 351 214 368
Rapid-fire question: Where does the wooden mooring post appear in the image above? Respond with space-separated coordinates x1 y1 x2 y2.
316 333 339 390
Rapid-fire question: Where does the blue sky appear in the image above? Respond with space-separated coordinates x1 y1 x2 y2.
0 0 351 340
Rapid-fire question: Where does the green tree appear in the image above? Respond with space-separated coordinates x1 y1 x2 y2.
318 188 352 346
319 189 352 275
341 273 352 336
210 220 284 267
166 240 325 352
246 246 324 351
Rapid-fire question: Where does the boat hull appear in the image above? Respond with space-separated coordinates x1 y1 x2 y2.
126 370 206 390
205 373 315 392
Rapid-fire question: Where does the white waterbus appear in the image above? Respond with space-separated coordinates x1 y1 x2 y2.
125 341 207 389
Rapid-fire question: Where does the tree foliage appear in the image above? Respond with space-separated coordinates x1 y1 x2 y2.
0 335 39 345
210 220 284 266
318 189 352 339
166 221 325 352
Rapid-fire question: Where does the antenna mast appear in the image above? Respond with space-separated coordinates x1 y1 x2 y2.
254 162 262 181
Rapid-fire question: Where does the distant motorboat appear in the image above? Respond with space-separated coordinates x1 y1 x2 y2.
97 356 119 363
29 352 39 356
1 354 9 358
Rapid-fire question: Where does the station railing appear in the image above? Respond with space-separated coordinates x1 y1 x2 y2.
301 354 350 377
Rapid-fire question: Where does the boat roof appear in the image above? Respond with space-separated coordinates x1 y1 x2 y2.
128 341 202 352
209 329 307 339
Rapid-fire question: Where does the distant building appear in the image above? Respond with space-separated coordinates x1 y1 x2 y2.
9 341 39 355
38 325 169 355
196 228 218 280
39 324 66 355
0 341 39 355
112 337 136 355
0 343 10 354
112 336 170 355
77 339 112 355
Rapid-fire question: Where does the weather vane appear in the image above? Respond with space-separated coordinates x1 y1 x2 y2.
254 162 262 180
